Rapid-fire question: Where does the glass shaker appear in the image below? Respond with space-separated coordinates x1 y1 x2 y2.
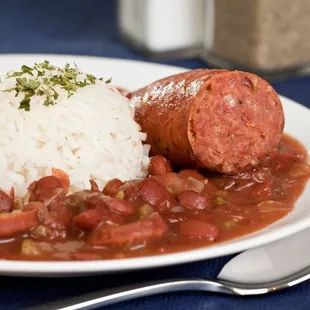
200 0 310 80
117 0 204 59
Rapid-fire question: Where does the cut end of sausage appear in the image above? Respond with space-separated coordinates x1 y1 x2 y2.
188 71 285 174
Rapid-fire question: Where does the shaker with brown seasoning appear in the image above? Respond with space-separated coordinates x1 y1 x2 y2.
202 0 310 72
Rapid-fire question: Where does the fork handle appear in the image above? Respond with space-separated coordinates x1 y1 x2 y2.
24 278 230 310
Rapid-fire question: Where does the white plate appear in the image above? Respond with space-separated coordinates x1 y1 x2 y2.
0 54 309 277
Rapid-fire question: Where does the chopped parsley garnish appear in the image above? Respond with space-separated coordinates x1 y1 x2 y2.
19 97 31 111
21 65 34 75
3 61 111 111
86 74 96 84
40 60 55 71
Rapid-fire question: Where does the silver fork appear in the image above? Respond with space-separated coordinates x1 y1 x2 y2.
25 265 310 310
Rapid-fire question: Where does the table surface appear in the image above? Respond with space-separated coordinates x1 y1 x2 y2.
0 1 309 310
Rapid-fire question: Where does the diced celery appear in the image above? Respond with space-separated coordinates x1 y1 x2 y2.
214 197 227 205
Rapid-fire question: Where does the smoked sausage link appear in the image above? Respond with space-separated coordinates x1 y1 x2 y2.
130 69 284 174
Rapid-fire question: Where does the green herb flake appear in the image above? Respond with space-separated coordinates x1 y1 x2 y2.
62 79 78 92
43 98 55 106
76 79 89 87
53 89 59 100
86 74 96 84
64 65 79 79
18 97 31 111
41 60 55 70
14 88 20 97
105 77 112 84
21 65 33 75
16 77 26 86
7 71 23 78
23 79 40 90
50 75 61 85
36 69 45 77
36 89 45 96
2 60 111 111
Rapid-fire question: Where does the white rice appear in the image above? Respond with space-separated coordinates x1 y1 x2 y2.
0 64 150 196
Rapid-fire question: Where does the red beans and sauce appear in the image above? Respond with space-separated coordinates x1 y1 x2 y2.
0 134 308 261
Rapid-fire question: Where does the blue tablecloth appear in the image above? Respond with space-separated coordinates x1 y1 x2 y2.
0 1 309 309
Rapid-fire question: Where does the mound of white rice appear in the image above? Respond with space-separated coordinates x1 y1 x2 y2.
0 62 150 196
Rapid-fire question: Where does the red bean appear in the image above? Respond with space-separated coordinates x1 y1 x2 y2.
65 190 90 215
89 213 168 247
31 176 63 192
179 220 219 241
28 176 64 203
121 180 141 202
89 180 100 192
86 192 107 209
86 193 135 217
52 168 70 194
42 188 66 210
177 191 212 211
138 178 177 212
103 179 124 197
24 201 49 222
0 190 13 213
39 190 72 230
102 197 136 217
46 205 73 229
149 155 173 175
74 209 124 230
0 209 40 238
